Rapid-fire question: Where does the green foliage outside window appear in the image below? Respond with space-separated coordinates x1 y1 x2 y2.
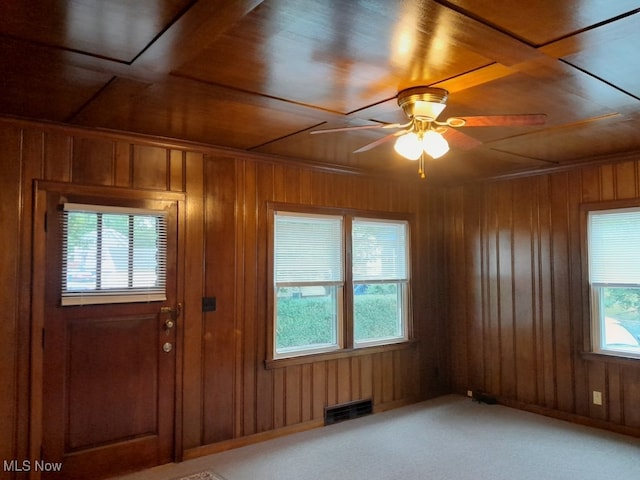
276 296 336 349
275 293 399 349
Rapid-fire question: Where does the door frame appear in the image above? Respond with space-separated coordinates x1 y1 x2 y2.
29 180 186 479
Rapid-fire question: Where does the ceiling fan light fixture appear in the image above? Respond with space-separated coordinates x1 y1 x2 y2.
397 87 448 120
394 132 422 160
412 101 447 121
422 130 449 159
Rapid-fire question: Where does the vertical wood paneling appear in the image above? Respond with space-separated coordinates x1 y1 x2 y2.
1 117 456 463
536 175 556 409
371 353 383 404
233 160 246 438
614 161 637 199
170 150 185 192
255 163 274 433
132 144 168 190
549 173 575 413
568 171 589 417
16 129 45 464
44 131 71 182
114 141 132 187
350 357 361 401
588 361 606 421
285 366 302 426
380 351 394 403
300 364 313 422
581 167 600 203
72 137 115 185
0 123 23 466
512 178 536 404
222 161 437 434
241 160 258 436
599 164 615 200
326 360 338 406
464 185 484 392
312 362 327 419
273 367 285 429
337 358 352 404
485 183 501 396
622 366 640 427
449 157 640 435
182 151 205 450
607 364 622 424
446 187 467 393
202 155 236 445
6 117 640 470
498 182 516 398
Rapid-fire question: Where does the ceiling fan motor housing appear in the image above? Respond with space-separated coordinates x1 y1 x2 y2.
397 87 449 121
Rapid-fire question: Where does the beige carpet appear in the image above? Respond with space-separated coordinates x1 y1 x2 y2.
113 394 640 480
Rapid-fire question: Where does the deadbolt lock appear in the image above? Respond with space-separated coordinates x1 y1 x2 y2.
160 303 181 332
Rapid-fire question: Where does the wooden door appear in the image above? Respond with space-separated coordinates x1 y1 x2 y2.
40 190 181 480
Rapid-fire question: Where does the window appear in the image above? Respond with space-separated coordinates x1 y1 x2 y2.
61 203 168 305
271 207 410 359
587 207 640 359
352 218 409 347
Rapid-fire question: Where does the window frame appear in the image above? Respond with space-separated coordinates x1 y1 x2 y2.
272 210 345 358
582 200 640 361
352 217 411 348
267 203 413 365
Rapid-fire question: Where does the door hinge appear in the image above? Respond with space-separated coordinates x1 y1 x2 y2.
42 328 45 349
44 212 48 232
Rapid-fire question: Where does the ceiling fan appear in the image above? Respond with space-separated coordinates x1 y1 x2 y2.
311 86 546 178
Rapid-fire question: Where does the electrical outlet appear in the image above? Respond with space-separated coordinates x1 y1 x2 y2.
467 390 473 398
592 391 602 405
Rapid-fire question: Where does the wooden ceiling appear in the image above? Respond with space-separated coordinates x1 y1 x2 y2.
2 0 640 183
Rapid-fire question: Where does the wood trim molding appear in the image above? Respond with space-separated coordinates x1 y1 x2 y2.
497 395 640 439
0 115 366 177
265 340 418 370
474 150 640 185
33 180 186 202
183 418 324 460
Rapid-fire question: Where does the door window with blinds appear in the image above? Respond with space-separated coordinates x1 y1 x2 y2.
587 207 640 358
272 207 410 359
61 203 168 305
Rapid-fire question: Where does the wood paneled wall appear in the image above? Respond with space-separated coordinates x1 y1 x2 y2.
0 117 447 468
445 161 640 434
188 152 448 451
7 114 636 471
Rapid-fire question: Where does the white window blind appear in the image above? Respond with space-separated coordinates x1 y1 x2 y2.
352 219 408 281
274 212 343 284
61 203 168 305
589 208 640 286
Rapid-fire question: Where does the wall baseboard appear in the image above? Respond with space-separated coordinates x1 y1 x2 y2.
496 396 640 439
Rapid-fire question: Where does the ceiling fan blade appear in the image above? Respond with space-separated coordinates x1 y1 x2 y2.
353 130 407 153
310 121 409 134
442 128 482 150
450 114 547 127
